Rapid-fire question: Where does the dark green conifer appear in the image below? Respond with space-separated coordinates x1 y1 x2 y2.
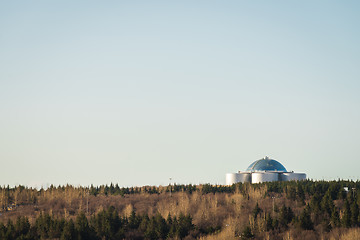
241 226 254 239
76 212 95 240
330 207 340 228
128 210 140 229
0 222 6 239
297 184 305 204
279 205 288 228
252 202 262 219
299 206 313 230
15 216 30 237
342 199 352 228
321 193 334 217
265 213 273 231
5 220 16 240
351 200 359 226
61 219 77 240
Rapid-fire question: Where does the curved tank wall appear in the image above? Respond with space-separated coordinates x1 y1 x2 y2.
281 173 306 181
226 173 251 185
252 172 279 184
226 173 239 185
238 173 251 183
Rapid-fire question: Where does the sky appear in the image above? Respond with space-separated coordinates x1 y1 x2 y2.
1 1 360 187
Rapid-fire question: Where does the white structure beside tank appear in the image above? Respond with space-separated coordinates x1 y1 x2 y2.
225 173 240 185
251 172 279 184
281 172 306 182
238 172 251 183
225 156 306 185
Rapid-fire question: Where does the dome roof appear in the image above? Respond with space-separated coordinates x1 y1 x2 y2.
246 157 287 172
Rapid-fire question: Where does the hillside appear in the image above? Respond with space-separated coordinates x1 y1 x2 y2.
1 180 360 239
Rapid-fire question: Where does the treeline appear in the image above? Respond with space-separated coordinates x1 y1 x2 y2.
0 207 199 240
265 180 353 200
1 180 360 239
243 194 360 234
0 183 200 209
88 183 198 196
1 179 359 207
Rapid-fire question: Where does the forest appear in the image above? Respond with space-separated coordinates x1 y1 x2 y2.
1 180 360 239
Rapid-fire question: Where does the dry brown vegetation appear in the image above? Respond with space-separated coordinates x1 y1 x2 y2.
1 181 360 239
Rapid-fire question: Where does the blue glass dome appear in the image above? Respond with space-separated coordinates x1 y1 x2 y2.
246 157 287 172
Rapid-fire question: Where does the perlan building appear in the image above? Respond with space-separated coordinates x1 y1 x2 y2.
226 156 306 185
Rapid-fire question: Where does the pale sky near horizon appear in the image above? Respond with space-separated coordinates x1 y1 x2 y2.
1 1 360 188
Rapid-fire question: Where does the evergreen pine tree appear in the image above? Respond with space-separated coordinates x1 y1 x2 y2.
297 184 305 204
177 213 193 239
5 220 16 240
279 205 288 228
128 210 140 229
287 186 297 201
321 193 334 217
154 213 168 239
342 199 352 228
309 193 322 225
252 202 262 219
166 213 172 226
0 222 6 239
330 207 340 228
76 212 95 240
168 216 177 239
287 207 294 224
265 213 273 231
144 217 157 240
241 226 254 239
15 216 30 237
61 219 77 240
139 214 150 232
299 206 313 230
351 200 359 226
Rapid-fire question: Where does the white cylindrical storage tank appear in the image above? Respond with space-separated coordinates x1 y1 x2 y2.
281 173 294 181
291 173 306 181
238 173 251 183
252 172 279 184
226 173 239 185
281 173 306 181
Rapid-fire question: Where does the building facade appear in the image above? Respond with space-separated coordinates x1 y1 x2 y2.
226 156 306 185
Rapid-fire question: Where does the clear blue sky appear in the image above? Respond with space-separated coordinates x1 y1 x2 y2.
1 1 360 187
